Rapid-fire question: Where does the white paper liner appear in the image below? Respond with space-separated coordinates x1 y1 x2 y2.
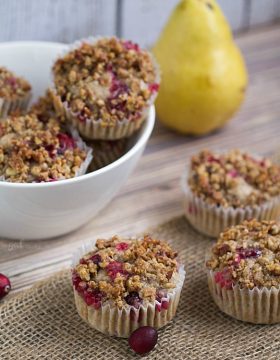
0 91 32 119
181 168 280 238
51 36 160 140
72 238 185 338
207 270 280 324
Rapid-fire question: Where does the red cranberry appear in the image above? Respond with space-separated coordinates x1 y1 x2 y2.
45 144 56 158
155 304 161 312
89 254 102 265
0 273 11 300
123 40 140 52
214 268 233 290
227 169 238 178
156 289 166 302
57 133 76 152
148 83 159 93
237 247 261 259
106 261 127 280
125 292 142 309
129 326 158 355
5 77 18 89
83 289 102 309
161 300 169 310
116 242 129 251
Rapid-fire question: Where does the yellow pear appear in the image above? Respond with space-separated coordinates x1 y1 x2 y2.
153 0 248 135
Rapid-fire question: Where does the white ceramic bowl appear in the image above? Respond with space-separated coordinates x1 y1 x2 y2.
0 41 155 240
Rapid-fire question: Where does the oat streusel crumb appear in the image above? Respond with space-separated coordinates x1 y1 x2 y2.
0 114 87 183
206 219 280 289
53 37 159 126
188 149 280 208
72 235 179 309
0 67 31 100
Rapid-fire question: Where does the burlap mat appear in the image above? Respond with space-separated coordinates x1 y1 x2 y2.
1 216 279 360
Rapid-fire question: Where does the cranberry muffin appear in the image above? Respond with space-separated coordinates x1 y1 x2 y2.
207 219 280 324
52 37 159 140
182 149 280 237
72 235 185 337
0 114 92 182
0 67 31 118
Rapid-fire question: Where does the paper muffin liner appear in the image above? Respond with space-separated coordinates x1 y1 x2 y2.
0 91 32 119
88 139 127 172
181 169 280 238
70 128 93 176
52 36 160 140
207 270 280 324
72 239 185 338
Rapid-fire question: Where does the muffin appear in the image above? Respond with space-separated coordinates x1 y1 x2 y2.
29 89 66 126
206 219 280 324
0 67 31 118
0 114 92 182
88 139 127 171
72 234 185 337
182 149 280 237
52 37 160 140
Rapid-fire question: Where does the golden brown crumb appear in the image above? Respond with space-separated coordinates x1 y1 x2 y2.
206 219 280 289
72 235 179 308
188 149 280 208
53 37 159 127
0 67 31 100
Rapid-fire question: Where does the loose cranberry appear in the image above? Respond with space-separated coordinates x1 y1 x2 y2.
129 326 158 355
106 261 127 280
237 247 261 259
214 268 233 290
57 133 76 152
125 292 142 309
0 273 11 300
148 83 159 93
116 242 129 251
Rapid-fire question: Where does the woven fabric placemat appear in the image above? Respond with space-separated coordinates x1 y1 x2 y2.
1 216 280 360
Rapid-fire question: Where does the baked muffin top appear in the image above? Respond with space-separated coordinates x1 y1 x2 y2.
0 67 31 100
72 235 180 309
188 149 280 208
0 114 88 183
30 89 66 125
52 37 159 126
206 219 280 289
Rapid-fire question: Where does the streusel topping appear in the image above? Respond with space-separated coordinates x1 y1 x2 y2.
0 67 31 100
0 114 87 182
52 37 159 126
30 89 66 125
72 235 179 309
207 220 280 289
188 149 280 208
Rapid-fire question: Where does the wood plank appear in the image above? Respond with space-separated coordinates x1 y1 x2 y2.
1 25 280 299
0 0 116 43
250 0 280 26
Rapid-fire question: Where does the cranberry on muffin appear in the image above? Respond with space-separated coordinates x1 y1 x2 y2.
207 219 280 324
182 149 280 237
72 235 185 337
52 37 159 140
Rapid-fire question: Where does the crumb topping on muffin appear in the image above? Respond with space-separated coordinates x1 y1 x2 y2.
72 235 179 309
206 219 280 289
52 37 159 126
188 149 280 208
30 89 66 125
0 114 88 182
0 67 31 100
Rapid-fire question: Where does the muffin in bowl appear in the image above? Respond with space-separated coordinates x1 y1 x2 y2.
52 37 160 140
72 234 185 337
0 66 31 118
182 149 280 237
207 219 280 324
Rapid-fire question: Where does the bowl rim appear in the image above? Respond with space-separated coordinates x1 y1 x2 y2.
0 41 155 188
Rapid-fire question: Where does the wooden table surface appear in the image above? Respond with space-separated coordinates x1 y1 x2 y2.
1 25 280 300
